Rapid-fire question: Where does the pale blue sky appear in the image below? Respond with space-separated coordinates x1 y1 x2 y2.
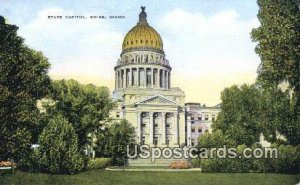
0 0 260 105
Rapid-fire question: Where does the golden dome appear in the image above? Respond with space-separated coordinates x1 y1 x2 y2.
122 7 163 52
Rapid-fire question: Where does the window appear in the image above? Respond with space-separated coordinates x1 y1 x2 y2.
116 112 120 118
166 124 170 128
205 115 209 120
198 127 202 133
191 127 195 132
154 137 158 145
212 115 216 121
191 116 194 120
154 124 158 128
198 116 202 120
191 139 195 146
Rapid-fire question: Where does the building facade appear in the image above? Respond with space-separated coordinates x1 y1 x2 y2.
185 103 221 147
111 7 186 147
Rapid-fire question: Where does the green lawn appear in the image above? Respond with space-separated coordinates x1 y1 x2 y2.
0 170 299 185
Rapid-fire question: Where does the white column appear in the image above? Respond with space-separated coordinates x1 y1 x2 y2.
173 113 179 145
187 119 191 147
166 71 169 89
128 68 131 86
149 112 154 146
115 71 117 89
117 71 120 88
161 112 166 145
137 68 140 87
168 71 171 89
161 70 165 88
123 69 126 88
136 112 141 144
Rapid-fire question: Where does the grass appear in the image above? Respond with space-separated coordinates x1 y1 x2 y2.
0 170 299 185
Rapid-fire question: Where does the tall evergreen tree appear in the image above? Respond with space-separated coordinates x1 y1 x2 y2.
251 0 300 145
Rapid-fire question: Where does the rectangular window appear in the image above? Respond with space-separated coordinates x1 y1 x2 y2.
212 115 216 121
198 116 202 120
191 127 195 132
205 115 209 120
154 137 158 145
198 128 202 133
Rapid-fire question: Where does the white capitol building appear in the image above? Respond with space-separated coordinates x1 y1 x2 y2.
111 7 220 148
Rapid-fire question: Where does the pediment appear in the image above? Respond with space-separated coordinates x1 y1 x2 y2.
135 94 179 107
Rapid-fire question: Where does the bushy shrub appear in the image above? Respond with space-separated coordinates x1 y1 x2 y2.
201 158 252 173
253 144 300 173
191 158 201 167
87 158 111 170
200 145 253 173
169 161 192 169
199 144 300 173
96 120 136 166
36 114 84 174
17 149 40 172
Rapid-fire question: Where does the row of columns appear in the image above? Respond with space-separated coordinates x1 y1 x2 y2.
115 67 170 89
136 112 178 146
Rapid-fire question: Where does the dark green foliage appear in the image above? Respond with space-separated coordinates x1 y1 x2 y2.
253 144 300 173
213 85 262 146
252 0 300 90
0 16 51 161
96 120 136 165
36 114 84 174
251 0 300 145
87 158 111 170
47 79 115 149
198 130 234 148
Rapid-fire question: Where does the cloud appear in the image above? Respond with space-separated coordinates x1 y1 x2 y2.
18 7 123 80
157 9 260 105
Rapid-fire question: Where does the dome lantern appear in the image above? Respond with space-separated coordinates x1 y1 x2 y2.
138 6 148 25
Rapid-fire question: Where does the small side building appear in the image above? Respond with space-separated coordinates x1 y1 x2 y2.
185 103 221 147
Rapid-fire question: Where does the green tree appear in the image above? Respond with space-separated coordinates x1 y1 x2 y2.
213 84 262 146
252 0 300 91
37 114 83 174
0 16 51 161
251 0 300 145
96 120 136 165
47 79 114 149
